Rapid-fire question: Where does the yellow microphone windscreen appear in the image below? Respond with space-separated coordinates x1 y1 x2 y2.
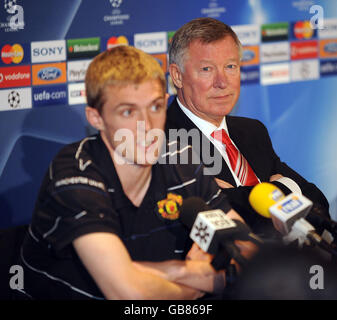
248 182 285 218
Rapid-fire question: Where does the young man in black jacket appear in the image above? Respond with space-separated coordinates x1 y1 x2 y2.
18 45 256 299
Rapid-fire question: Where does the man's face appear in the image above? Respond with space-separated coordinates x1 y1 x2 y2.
98 80 167 166
176 36 241 126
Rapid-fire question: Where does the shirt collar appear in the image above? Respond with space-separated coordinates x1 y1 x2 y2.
176 97 229 139
94 134 168 210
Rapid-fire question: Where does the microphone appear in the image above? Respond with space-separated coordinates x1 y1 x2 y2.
249 183 312 235
249 183 337 256
248 182 285 218
305 203 337 237
179 197 262 269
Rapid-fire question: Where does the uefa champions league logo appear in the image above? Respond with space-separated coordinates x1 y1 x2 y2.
110 0 123 8
200 0 226 18
3 0 24 30
8 91 21 109
4 0 17 11
104 0 129 26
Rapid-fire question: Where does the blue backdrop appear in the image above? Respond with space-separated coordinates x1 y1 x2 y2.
0 0 336 228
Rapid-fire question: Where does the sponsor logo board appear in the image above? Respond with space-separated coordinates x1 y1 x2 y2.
318 18 337 39
68 82 86 105
319 39 337 58
291 59 319 81
67 59 91 82
67 38 100 60
291 40 318 60
241 46 259 66
261 22 289 42
320 60 337 76
0 87 32 111
134 32 167 53
106 35 129 49
167 31 176 45
260 42 290 63
32 84 68 107
241 66 260 84
151 53 167 73
31 40 66 63
0 43 30 65
231 24 260 45
291 21 316 40
0 65 30 88
260 63 290 85
32 62 67 86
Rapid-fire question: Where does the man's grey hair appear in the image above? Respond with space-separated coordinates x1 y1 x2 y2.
169 17 242 72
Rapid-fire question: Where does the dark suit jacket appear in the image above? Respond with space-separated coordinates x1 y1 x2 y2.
166 98 330 233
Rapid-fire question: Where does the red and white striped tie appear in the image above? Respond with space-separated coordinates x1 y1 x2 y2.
211 129 259 186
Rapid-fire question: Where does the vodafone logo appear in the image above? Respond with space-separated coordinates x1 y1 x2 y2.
1 44 24 64
0 65 31 88
291 41 318 60
4 72 29 80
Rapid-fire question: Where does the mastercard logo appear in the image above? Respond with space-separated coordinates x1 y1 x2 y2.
293 21 314 40
1 44 24 64
107 36 129 49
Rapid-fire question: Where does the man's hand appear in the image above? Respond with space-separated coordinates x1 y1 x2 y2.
186 238 258 275
215 178 234 189
74 232 204 299
134 257 221 294
186 242 213 262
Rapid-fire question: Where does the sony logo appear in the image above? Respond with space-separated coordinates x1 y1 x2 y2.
33 47 64 57
135 39 164 48
31 40 66 63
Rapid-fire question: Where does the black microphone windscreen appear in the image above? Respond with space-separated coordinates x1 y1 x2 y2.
306 203 337 235
180 197 210 229
231 219 252 236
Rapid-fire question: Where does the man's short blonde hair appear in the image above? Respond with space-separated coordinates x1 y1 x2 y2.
85 45 166 113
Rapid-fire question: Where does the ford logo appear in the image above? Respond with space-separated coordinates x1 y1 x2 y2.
242 50 255 62
38 67 61 81
324 42 337 54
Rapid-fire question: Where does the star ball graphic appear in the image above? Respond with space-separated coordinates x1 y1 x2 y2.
8 90 20 108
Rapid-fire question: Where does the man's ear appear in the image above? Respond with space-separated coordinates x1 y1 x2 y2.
169 63 183 89
85 106 105 131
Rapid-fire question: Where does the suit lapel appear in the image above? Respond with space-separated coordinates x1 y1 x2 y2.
166 99 195 131
166 99 236 185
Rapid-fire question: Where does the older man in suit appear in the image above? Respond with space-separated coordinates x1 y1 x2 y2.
166 17 329 233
